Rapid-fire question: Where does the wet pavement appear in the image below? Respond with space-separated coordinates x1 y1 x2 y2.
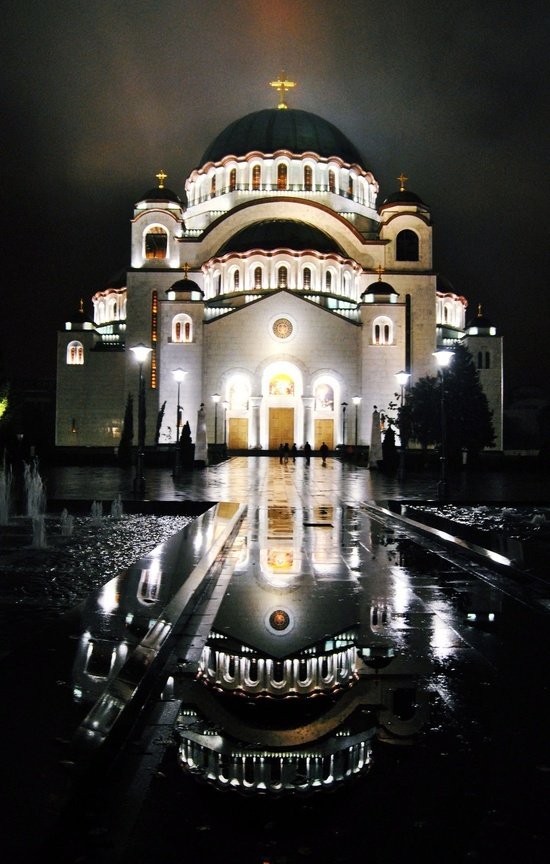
1 455 549 863
40 454 549 506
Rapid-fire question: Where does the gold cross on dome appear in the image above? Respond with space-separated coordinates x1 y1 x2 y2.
156 170 168 188
376 264 385 281
397 172 408 191
183 262 189 278
269 71 296 109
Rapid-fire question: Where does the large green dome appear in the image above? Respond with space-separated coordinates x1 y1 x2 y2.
200 109 364 167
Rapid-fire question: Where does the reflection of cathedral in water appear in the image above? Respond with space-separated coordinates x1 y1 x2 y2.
174 504 430 795
69 502 432 796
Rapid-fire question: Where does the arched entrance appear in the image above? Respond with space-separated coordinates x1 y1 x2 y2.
261 362 303 450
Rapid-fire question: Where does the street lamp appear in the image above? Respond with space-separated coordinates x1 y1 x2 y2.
433 350 454 497
341 402 348 447
395 370 410 481
130 343 152 494
172 368 187 477
212 393 220 444
352 396 361 447
222 400 229 447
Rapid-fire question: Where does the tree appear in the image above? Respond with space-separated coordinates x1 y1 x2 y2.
118 393 134 467
408 343 495 466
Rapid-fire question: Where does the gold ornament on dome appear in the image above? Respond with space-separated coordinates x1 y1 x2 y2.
273 317 293 339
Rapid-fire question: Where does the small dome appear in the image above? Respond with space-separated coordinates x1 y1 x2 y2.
466 304 493 330
436 274 455 294
217 220 344 255
200 108 365 167
361 280 399 297
168 277 203 295
380 188 426 208
136 186 182 206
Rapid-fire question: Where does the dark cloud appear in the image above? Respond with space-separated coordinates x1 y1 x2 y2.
1 0 549 397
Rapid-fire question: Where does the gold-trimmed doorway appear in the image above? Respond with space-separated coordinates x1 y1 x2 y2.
269 408 294 449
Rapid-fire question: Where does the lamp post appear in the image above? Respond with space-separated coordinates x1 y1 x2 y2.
433 350 454 497
172 368 187 478
352 396 361 447
130 343 152 495
212 393 220 444
222 400 229 447
395 370 411 481
341 402 348 447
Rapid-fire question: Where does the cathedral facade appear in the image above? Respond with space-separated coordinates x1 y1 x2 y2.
56 83 503 453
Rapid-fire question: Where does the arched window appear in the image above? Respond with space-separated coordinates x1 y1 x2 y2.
325 271 332 292
229 168 237 191
145 226 168 260
254 266 262 288
210 174 216 196
348 175 354 197
373 316 393 345
252 165 261 190
304 165 313 191
485 351 491 369
215 273 221 295
277 164 287 190
67 340 84 365
396 229 419 261
233 269 240 291
172 313 192 343
303 267 312 290
328 170 336 193
278 266 288 288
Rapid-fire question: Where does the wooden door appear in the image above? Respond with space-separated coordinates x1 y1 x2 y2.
314 419 334 450
228 418 248 449
269 408 294 450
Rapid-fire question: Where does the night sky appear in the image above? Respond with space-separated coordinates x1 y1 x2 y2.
2 0 549 400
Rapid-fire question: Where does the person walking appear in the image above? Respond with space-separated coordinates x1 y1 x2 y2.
320 441 329 465
291 443 297 462
303 441 312 465
283 442 290 463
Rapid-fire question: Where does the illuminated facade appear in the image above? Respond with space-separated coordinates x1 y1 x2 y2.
56 85 503 450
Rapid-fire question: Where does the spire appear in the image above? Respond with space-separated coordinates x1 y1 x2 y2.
397 172 408 192
156 170 168 189
269 71 296 109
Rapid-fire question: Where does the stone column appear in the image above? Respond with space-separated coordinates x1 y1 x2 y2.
302 396 314 446
249 396 262 448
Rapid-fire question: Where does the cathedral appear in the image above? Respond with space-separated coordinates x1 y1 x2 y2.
56 76 503 453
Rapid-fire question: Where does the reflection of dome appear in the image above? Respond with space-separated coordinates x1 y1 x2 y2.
200 108 365 166
269 609 290 631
